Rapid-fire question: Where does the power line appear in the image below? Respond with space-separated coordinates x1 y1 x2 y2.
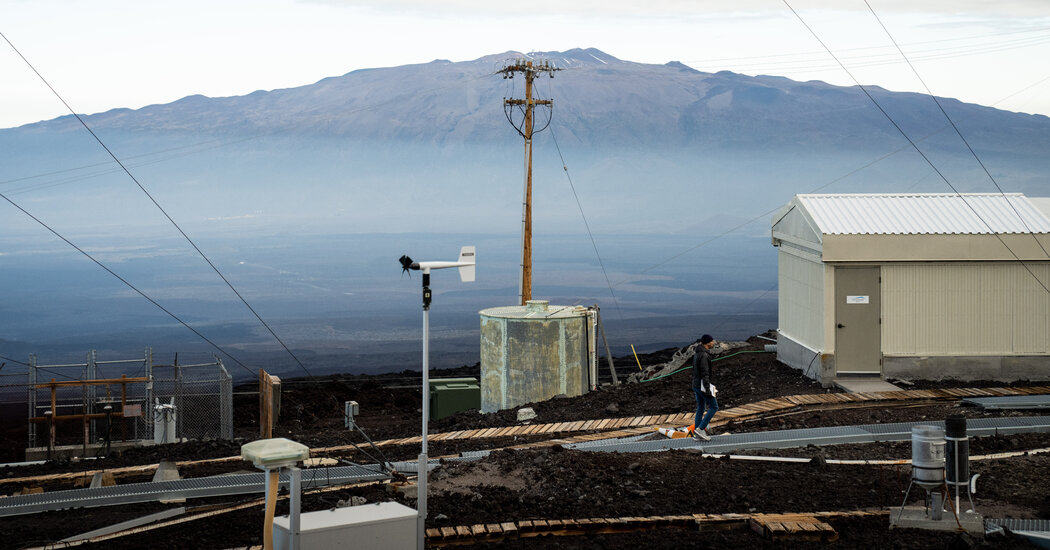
0 354 29 367
0 189 255 376
682 27 1050 75
0 62 496 377
1 69 497 196
687 25 1050 65
782 0 1050 296
708 281 779 335
862 0 1050 261
547 124 623 319
534 77 622 317
0 136 239 187
0 135 258 196
1 30 311 378
607 68 1050 290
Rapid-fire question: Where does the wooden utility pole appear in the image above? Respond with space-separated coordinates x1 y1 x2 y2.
499 59 559 305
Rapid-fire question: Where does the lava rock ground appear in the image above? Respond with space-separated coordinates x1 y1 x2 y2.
1 337 1047 549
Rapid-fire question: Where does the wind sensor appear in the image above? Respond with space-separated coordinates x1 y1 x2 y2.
398 245 475 550
399 246 476 309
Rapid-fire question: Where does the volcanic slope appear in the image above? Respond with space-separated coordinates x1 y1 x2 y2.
2 337 1048 549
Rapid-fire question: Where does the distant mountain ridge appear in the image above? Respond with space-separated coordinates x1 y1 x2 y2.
15 47 1050 156
2 48 1049 369
2 47 1049 238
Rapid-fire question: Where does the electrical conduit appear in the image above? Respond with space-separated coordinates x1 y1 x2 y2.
264 470 278 550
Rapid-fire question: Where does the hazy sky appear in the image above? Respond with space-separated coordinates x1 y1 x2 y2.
2 0 1049 129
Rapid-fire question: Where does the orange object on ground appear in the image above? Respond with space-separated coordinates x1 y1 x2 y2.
656 426 693 439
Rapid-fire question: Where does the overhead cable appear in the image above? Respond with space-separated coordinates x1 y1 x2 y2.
682 27 1050 75
610 68 1050 289
1 30 311 378
537 80 623 318
782 0 1050 295
0 189 255 376
2 70 495 197
548 125 623 319
862 0 1050 261
0 354 28 367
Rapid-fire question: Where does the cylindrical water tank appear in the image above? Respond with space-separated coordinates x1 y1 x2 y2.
911 425 945 488
945 415 969 489
479 301 593 413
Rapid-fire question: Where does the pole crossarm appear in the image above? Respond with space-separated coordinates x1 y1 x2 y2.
504 99 554 106
497 59 559 76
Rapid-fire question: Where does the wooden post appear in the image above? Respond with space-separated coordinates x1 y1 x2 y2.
259 369 272 439
49 380 57 455
499 59 557 306
30 376 149 455
594 308 619 385
82 412 89 457
120 377 128 442
521 61 534 305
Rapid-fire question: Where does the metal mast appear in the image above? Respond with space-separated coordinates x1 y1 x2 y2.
499 58 558 305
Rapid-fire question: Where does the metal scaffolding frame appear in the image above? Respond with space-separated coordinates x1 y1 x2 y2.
26 350 233 451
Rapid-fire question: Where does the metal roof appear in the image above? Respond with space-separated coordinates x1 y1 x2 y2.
796 193 1050 235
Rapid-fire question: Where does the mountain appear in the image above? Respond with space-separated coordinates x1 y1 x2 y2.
1 48 1047 374
14 47 1050 152
2 47 1048 238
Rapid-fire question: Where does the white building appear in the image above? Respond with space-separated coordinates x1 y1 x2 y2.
771 193 1050 386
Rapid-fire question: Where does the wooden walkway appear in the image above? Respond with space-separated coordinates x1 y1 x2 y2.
6 385 1048 487
329 385 1050 451
424 510 883 546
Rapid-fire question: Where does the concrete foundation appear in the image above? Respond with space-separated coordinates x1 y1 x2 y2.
890 506 984 534
778 331 1050 386
884 355 1050 382
775 331 835 387
25 439 154 461
833 377 903 392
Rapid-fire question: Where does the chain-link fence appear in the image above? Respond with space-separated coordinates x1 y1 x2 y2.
24 349 232 453
0 371 30 457
152 361 233 441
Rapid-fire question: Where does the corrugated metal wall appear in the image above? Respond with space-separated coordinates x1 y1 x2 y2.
777 247 825 350
883 262 1050 355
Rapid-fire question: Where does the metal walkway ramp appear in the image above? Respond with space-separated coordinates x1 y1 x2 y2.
5 417 1049 518
563 416 1050 454
0 461 404 518
963 395 1050 410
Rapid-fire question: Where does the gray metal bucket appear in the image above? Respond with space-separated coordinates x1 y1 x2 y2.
911 425 945 488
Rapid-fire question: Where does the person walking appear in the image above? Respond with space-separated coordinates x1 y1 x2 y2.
691 334 718 441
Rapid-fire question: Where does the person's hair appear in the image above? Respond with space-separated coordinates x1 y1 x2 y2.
700 334 714 345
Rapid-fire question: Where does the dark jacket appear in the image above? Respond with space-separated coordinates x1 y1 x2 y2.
692 345 713 395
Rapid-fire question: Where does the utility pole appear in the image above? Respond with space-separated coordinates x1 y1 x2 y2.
499 58 559 305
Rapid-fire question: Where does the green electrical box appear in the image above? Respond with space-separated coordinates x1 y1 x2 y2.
429 377 480 420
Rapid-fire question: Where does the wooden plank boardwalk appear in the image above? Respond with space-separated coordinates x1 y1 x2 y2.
6 386 1047 487
346 385 1050 450
425 510 884 545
